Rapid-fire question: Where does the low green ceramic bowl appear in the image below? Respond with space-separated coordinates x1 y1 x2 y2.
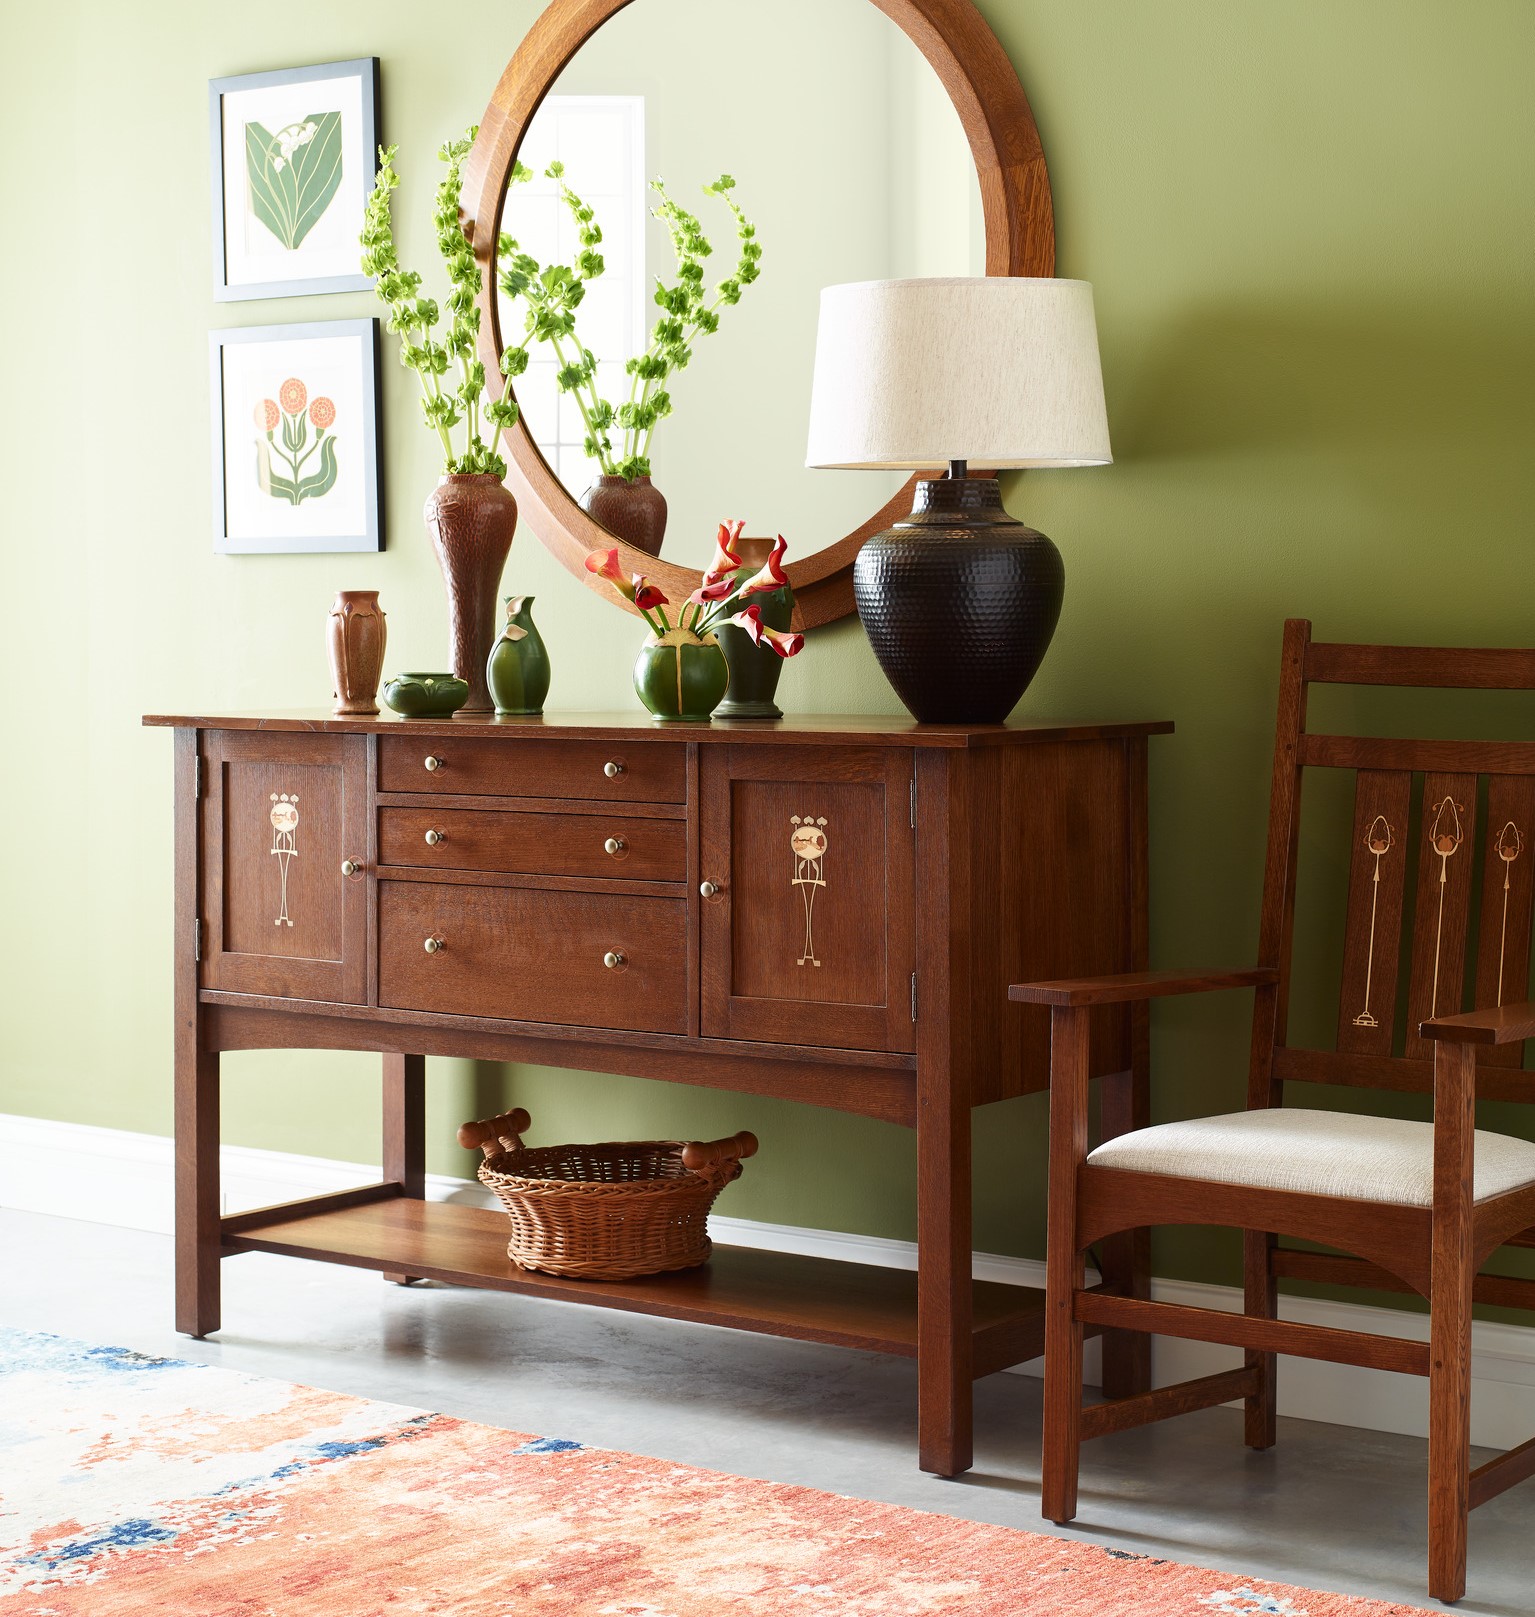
382 672 470 718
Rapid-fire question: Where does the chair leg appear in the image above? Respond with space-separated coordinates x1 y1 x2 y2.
1243 1230 1278 1450
1042 1005 1091 1524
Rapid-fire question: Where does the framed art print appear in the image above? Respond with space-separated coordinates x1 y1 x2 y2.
211 58 380 301
211 319 382 554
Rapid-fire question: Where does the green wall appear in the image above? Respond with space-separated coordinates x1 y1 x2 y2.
4 2 1532 1311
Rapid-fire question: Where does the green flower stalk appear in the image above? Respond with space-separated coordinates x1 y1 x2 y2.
498 169 760 481
360 129 525 476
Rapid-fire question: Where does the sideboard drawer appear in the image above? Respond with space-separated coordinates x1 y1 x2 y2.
378 880 687 1033
378 806 687 882
378 735 686 803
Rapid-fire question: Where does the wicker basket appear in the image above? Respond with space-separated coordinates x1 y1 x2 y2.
457 1108 758 1280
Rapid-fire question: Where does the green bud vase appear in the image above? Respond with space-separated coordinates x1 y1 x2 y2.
487 595 551 717
633 628 729 723
716 580 795 719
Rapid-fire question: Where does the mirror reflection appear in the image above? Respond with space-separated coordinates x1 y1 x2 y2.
495 0 983 568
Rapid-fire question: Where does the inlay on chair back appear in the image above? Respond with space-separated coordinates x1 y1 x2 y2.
1252 619 1535 1109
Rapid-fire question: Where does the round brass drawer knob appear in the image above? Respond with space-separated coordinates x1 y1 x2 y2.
424 829 445 846
424 755 444 772
604 837 627 856
423 937 445 955
603 760 624 778
340 859 362 877
700 880 721 899
603 951 626 969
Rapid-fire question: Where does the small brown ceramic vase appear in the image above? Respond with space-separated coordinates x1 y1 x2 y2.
327 590 387 716
422 474 519 715
581 474 668 558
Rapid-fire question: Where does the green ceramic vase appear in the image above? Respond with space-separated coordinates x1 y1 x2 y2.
633 629 729 723
716 579 794 719
486 595 551 716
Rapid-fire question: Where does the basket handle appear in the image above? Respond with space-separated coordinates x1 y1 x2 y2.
457 1108 531 1157
679 1130 758 1182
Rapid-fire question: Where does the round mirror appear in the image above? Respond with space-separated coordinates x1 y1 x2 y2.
466 0 1053 627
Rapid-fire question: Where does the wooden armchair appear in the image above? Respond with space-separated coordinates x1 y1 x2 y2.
1013 620 1535 1603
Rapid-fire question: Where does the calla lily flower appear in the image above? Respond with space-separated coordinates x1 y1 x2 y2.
729 604 804 658
736 532 790 596
584 546 636 600
687 576 736 607
702 519 746 583
632 576 670 613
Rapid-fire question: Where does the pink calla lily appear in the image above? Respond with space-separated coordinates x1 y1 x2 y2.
687 576 736 607
584 546 636 600
702 519 746 583
632 576 670 613
729 604 804 659
736 533 790 596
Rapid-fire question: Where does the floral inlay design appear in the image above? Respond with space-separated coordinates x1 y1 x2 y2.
1427 795 1465 1018
269 793 299 928
790 815 828 967
1352 813 1396 1029
255 378 339 506
244 112 343 250
1493 819 1524 1005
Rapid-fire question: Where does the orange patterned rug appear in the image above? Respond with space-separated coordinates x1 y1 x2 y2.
1 1329 1430 1616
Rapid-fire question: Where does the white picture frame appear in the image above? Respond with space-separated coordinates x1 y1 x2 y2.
210 320 383 554
210 58 380 301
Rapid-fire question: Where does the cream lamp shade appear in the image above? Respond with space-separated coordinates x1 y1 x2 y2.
804 277 1111 471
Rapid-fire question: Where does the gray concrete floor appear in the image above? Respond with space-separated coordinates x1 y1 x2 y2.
2 1207 1529 1613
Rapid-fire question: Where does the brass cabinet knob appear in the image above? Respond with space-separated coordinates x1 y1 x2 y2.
424 755 444 772
603 950 626 969
700 880 722 899
603 760 625 778
423 936 445 955
424 828 445 846
340 859 362 877
604 837 627 856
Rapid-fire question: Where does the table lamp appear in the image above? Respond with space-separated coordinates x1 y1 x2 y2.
805 277 1111 723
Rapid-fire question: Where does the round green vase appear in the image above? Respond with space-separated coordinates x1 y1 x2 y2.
716 581 794 719
633 629 729 723
487 595 551 716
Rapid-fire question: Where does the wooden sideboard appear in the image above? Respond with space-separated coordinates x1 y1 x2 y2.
144 709 1170 1475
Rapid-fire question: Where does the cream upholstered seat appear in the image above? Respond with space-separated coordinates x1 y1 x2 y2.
1087 1107 1535 1207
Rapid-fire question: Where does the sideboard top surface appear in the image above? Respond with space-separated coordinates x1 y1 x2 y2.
143 709 1174 748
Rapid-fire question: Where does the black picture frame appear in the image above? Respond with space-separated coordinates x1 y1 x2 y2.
210 57 381 301
210 319 384 554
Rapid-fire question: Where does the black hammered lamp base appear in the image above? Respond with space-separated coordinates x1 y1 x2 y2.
852 475 1065 724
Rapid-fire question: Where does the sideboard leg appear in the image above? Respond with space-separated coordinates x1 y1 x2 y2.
383 1053 427 1285
916 1085 974 1476
175 1047 221 1338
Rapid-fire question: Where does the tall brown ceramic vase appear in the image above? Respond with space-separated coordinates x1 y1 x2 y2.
327 590 387 716
581 475 667 558
422 474 518 715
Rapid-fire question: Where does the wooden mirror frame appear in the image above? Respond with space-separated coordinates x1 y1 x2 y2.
463 0 1054 628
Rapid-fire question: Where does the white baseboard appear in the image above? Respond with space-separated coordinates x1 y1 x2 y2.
3 1111 1531 1448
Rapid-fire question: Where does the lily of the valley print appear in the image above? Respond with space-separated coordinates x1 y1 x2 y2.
212 59 377 300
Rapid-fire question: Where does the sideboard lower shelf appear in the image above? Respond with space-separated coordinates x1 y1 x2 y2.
221 1195 1050 1375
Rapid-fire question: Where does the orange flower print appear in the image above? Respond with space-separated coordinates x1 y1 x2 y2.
254 398 279 432
308 397 336 430
278 377 307 415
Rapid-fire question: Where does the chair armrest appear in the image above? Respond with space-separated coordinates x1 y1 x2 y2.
1419 1000 1535 1046
1008 966 1278 1008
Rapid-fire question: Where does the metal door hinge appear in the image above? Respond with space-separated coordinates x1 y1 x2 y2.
910 971 918 1021
909 777 916 828
193 919 203 961
194 755 204 798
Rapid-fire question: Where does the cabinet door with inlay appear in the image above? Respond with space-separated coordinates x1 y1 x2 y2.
199 731 369 1003
699 746 914 1051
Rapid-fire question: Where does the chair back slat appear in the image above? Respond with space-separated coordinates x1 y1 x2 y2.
1335 770 1413 1055
1473 775 1535 1066
1304 641 1535 690
1403 772 1479 1059
1302 735 1535 774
